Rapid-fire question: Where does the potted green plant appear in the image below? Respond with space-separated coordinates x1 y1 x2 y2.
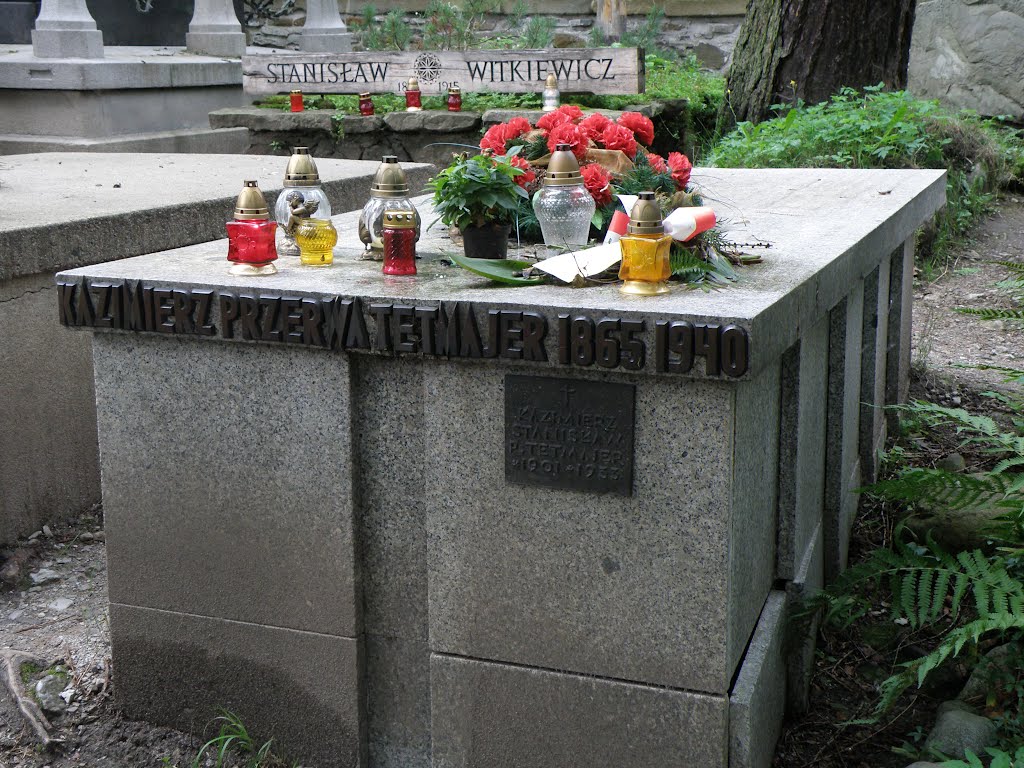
426 149 529 259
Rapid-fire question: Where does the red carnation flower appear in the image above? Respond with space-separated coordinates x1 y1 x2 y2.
504 116 533 139
537 109 575 132
480 123 509 154
580 163 613 208
509 154 536 188
667 152 693 190
546 122 589 160
600 123 638 159
646 152 668 174
555 104 583 121
579 113 613 141
617 112 655 146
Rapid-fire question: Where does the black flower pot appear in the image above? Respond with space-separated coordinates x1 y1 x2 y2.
460 222 512 259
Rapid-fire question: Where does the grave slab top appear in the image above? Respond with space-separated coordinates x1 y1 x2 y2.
0 45 246 90
58 167 945 377
0 152 434 281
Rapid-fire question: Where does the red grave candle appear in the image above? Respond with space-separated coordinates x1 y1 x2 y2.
405 76 422 111
382 210 417 275
226 219 278 266
290 90 303 112
447 87 462 112
358 92 374 115
226 180 278 272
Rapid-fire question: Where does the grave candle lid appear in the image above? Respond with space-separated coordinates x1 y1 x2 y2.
283 147 321 187
543 143 583 186
233 180 270 220
627 191 664 235
369 155 411 198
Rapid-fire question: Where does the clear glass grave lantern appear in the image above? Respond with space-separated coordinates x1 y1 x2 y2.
358 156 421 259
542 73 560 112
274 147 332 257
532 143 594 250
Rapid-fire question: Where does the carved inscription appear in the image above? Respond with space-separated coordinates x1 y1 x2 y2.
242 48 644 96
505 375 635 495
57 278 751 378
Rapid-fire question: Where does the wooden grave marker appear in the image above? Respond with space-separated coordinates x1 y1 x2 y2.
242 48 645 96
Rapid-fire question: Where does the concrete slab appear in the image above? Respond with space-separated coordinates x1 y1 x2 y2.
0 126 250 155
0 152 435 282
93 333 359 636
0 272 99 544
430 653 729 768
0 86 246 137
110 603 363 768
57 168 947 384
729 591 787 768
0 45 241 90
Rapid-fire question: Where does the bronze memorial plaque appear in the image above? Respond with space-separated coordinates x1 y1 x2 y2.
505 374 635 495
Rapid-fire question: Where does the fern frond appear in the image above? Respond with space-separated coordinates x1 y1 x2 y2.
901 400 1001 436
670 248 712 277
955 306 1024 320
869 468 1010 510
870 611 1024 719
990 260 1024 275
825 537 1024 628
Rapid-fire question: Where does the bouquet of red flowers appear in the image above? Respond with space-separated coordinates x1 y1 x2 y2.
479 105 696 239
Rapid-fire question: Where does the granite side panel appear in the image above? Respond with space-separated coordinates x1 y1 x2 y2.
794 316 828 573
92 333 358 637
775 342 800 578
859 266 881 484
352 356 430 768
729 359 780 676
729 591 787 768
366 634 431 768
430 653 729 768
353 356 428 640
887 238 915 424
110 603 363 768
425 362 735 693
0 272 100 545
776 315 828 580
841 283 866 572
785 521 823 715
871 252 892 466
824 281 865 583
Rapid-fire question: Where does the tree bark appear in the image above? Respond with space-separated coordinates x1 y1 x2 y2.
722 0 917 127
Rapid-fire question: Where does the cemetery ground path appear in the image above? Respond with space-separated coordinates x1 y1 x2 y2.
0 198 1022 768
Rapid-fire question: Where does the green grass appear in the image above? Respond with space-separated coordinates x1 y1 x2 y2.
707 85 1024 267
192 710 294 768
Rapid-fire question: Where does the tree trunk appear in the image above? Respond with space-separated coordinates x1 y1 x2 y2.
722 0 917 127
596 0 627 42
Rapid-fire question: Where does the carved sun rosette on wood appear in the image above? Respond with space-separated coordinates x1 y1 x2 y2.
414 53 442 83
